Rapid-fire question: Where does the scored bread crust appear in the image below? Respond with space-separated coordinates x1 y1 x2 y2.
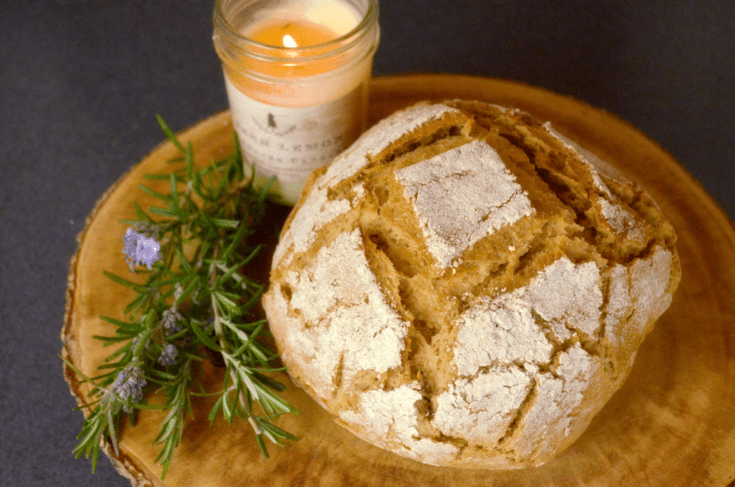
262 100 680 469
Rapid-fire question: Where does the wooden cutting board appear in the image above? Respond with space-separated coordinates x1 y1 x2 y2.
62 74 735 487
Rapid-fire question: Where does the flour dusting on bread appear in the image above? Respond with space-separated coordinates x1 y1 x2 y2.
273 103 462 269
276 229 409 399
396 139 534 268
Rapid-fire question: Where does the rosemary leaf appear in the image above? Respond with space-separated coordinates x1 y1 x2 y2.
66 117 297 480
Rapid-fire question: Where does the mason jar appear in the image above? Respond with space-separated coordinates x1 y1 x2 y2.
213 0 380 205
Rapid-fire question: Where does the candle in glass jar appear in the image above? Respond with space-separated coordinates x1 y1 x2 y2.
213 0 380 205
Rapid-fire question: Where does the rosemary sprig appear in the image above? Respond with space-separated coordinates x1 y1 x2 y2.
65 116 298 479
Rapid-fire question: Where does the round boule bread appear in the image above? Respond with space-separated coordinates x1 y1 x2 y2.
262 100 680 469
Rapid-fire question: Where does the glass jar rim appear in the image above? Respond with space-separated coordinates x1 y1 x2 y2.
213 0 379 58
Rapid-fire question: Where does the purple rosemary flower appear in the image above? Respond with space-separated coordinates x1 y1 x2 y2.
161 307 184 336
122 227 161 272
122 228 139 263
135 236 161 269
113 367 147 406
158 344 178 366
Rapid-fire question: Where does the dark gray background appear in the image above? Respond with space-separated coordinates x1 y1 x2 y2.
1 1 733 485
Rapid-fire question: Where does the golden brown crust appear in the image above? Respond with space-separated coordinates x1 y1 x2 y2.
264 100 680 469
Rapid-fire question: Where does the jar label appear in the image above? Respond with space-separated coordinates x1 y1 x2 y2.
225 77 366 204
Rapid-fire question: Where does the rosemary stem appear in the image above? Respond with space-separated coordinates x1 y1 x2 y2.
68 121 296 479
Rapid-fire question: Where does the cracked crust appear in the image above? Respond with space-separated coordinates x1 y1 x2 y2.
262 100 680 469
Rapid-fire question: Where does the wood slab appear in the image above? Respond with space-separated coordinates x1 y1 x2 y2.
62 74 735 486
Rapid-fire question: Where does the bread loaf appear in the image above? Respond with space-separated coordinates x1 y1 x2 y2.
262 100 680 468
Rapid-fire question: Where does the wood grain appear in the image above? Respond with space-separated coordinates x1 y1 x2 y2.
62 75 735 486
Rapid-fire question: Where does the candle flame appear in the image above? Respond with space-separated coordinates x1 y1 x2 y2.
283 34 298 48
